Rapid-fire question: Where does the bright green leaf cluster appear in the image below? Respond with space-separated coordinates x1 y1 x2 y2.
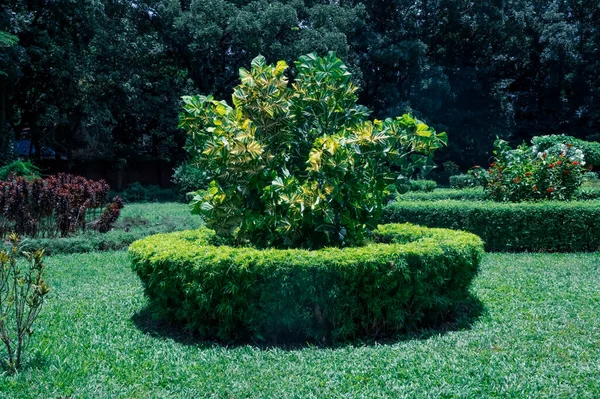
179 52 446 249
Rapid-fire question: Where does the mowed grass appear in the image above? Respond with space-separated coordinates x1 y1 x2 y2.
1 251 599 398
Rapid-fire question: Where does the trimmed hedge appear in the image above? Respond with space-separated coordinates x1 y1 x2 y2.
384 200 600 252
129 224 484 343
399 188 485 202
398 187 600 202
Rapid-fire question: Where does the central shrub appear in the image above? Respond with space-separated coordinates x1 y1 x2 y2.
179 52 446 249
131 53 482 344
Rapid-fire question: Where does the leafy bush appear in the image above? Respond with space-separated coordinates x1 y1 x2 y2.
584 171 599 181
531 134 600 167
0 234 50 371
179 52 446 249
0 174 123 238
449 174 478 189
471 138 585 202
576 185 600 200
384 200 600 252
409 179 437 192
432 160 461 186
130 224 483 343
0 160 41 181
114 182 177 203
171 162 207 201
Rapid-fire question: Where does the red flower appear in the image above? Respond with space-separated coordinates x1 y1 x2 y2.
567 143 573 147
549 163 555 168
556 161 562 166
525 172 532 177
513 177 521 183
572 161 580 166
490 162 496 167
547 187 554 193
542 153 547 158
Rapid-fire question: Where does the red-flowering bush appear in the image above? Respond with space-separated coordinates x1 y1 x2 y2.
469 138 585 202
0 173 124 238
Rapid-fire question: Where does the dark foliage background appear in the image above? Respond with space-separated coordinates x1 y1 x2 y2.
1 0 599 173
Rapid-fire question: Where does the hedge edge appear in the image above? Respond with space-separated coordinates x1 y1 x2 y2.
384 200 600 252
129 224 484 344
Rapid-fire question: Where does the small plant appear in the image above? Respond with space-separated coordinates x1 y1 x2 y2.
93 196 124 233
472 138 586 202
409 179 437 192
171 162 207 200
0 234 50 371
583 171 598 181
450 174 478 189
115 182 177 203
0 160 41 181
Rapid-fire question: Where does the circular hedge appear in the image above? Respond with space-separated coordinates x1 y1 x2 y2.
129 224 484 343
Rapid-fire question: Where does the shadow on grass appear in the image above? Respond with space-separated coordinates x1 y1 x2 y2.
131 294 486 350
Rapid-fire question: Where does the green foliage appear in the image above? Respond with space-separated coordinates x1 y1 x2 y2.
130 224 483 343
399 188 486 202
180 53 446 249
171 162 207 201
576 184 600 200
449 174 478 189
583 171 599 181
384 200 600 252
4 1 600 171
113 182 178 203
0 202 203 256
0 234 50 371
473 138 585 202
399 186 599 202
532 135 600 167
0 160 41 181
409 179 437 192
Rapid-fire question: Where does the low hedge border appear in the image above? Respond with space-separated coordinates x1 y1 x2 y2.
397 187 600 202
129 224 484 344
398 188 485 202
384 200 600 252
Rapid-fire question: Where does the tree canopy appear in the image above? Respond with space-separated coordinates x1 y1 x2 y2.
1 0 599 168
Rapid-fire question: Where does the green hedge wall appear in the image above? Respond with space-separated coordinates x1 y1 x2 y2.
397 187 600 202
399 188 486 202
129 224 484 344
383 200 600 252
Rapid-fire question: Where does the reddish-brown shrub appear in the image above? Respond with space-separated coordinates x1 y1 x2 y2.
0 173 124 238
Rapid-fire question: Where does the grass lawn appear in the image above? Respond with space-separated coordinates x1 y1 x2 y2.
1 251 599 398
